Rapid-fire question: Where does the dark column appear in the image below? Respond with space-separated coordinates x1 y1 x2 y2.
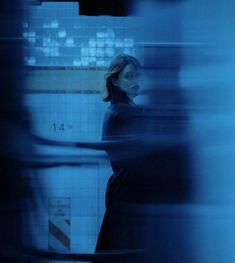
0 0 33 261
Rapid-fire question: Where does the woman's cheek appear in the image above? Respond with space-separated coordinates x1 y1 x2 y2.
121 81 129 90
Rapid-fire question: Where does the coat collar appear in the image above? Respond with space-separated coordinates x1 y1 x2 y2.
111 93 135 105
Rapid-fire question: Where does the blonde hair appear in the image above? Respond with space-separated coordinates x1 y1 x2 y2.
103 54 141 102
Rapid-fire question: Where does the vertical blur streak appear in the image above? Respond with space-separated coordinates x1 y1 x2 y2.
132 1 235 263
130 1 194 262
0 0 32 261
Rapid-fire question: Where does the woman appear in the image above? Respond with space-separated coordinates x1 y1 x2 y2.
95 54 153 255
95 54 192 261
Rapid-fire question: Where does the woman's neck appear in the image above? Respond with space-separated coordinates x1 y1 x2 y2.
126 94 135 104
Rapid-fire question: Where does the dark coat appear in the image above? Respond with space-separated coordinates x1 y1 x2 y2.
95 95 192 254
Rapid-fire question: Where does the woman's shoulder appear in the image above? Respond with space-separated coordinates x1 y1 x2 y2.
106 103 146 124
105 102 132 118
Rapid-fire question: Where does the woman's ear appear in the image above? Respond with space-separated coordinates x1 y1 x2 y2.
112 78 118 87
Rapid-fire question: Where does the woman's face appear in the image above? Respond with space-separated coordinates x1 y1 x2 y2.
114 63 140 99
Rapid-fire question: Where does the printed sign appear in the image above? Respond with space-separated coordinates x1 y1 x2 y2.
48 197 71 252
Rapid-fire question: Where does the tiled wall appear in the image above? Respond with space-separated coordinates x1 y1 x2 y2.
24 92 111 253
23 2 138 67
